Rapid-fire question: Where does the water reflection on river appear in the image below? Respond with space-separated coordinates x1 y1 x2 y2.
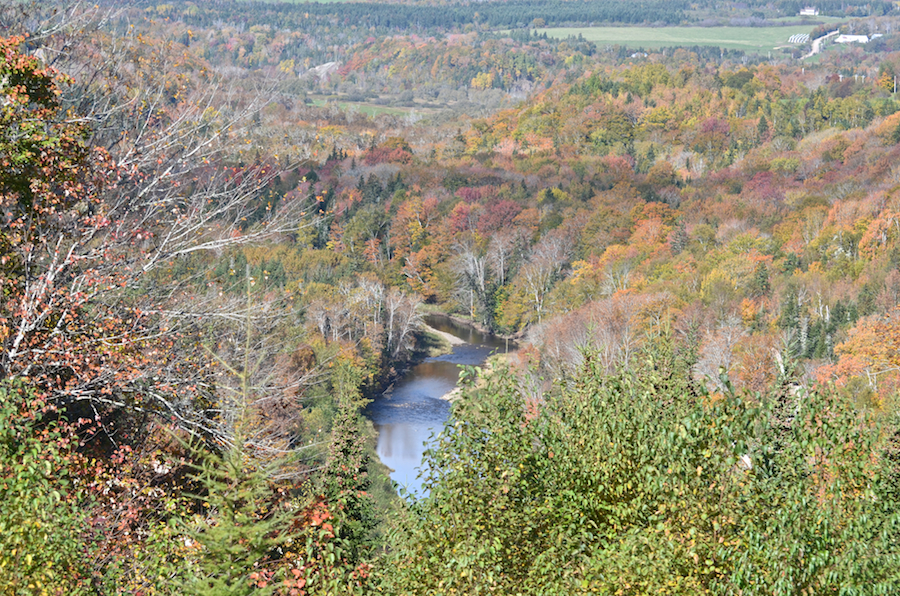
366 315 513 498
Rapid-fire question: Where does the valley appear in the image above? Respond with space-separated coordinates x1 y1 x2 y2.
2 0 900 593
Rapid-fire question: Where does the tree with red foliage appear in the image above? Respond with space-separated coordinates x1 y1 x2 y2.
0 34 126 402
0 34 306 439
363 137 413 166
477 198 522 234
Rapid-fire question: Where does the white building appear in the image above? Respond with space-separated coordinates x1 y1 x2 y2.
800 6 820 16
834 34 870 44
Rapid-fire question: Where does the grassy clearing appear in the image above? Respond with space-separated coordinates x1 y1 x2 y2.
537 21 842 51
776 16 844 24
309 98 417 117
239 0 350 3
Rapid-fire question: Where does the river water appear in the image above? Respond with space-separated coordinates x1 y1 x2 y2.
366 315 513 498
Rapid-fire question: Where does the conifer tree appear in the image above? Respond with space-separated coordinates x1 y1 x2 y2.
321 359 376 568
750 261 770 297
184 444 288 596
184 267 293 596
757 115 770 141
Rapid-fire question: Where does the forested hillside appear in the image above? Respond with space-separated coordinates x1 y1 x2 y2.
2 0 900 593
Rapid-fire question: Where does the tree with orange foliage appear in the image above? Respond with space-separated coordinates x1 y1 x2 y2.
817 308 900 407
0 32 307 433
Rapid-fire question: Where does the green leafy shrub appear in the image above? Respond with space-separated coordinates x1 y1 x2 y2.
379 341 900 594
0 382 92 595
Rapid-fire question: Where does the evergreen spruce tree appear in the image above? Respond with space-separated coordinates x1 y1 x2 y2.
184 267 292 596
757 115 770 141
292 358 378 595
184 444 289 596
750 261 770 297
321 360 376 568
322 401 376 567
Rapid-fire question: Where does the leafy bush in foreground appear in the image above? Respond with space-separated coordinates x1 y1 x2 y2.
380 341 900 595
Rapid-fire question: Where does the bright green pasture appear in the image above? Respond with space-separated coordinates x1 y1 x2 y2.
538 21 841 51
310 98 417 117
237 0 350 3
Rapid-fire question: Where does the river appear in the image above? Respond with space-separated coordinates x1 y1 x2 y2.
365 315 513 498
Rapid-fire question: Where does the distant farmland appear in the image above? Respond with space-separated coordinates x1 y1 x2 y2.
537 22 841 52
310 98 427 118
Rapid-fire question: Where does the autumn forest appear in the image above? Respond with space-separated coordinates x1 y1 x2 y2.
2 0 900 593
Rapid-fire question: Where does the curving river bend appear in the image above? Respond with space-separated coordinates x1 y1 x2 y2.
365 315 513 498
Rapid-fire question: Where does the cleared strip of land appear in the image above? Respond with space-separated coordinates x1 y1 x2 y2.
310 98 418 117
538 21 842 51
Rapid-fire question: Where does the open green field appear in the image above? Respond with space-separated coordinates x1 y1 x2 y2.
310 98 421 117
776 16 844 24
538 19 843 52
238 0 349 3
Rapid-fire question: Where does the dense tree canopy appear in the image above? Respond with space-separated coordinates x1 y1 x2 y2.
381 341 900 594
3 0 900 592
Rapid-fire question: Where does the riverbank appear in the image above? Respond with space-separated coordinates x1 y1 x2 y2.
421 313 521 402
438 352 515 402
421 322 466 348
420 308 525 342
383 315 513 402
376 320 458 397
382 318 470 395
367 314 517 496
